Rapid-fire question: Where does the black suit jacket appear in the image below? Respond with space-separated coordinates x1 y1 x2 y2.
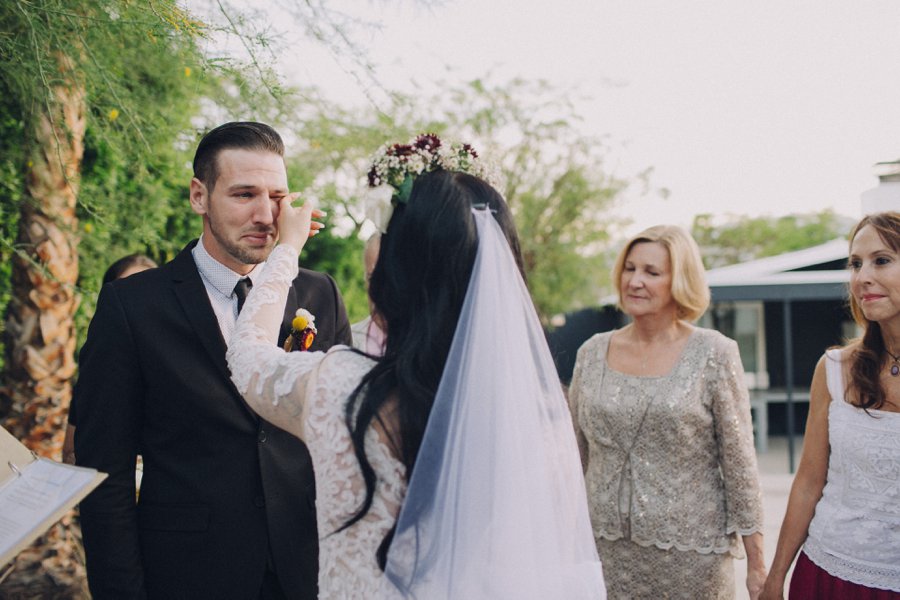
75 241 352 600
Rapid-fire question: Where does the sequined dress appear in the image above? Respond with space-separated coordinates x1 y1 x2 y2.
569 328 763 599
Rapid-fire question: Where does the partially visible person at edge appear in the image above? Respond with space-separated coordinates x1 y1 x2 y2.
568 224 766 599
761 212 900 600
350 232 386 355
74 121 352 600
63 253 158 465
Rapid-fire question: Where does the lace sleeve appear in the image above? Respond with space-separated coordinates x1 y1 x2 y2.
226 244 323 440
710 337 764 536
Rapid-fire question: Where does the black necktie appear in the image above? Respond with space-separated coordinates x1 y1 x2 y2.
233 278 252 314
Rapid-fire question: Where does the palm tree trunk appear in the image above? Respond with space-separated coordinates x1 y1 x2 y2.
0 53 87 597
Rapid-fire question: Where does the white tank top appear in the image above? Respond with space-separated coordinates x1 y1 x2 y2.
803 348 900 592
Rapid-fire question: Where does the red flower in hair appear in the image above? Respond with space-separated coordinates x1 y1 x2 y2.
414 133 442 151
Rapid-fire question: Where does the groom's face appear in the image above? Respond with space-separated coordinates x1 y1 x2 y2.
190 148 289 274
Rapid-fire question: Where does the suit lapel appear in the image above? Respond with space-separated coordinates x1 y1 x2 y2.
169 241 300 422
281 281 298 345
170 242 234 388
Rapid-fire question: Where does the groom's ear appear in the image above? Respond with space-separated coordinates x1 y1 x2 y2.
189 178 209 216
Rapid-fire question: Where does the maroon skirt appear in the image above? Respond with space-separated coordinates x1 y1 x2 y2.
789 551 900 600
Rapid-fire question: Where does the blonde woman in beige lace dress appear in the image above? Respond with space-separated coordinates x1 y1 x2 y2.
570 225 767 599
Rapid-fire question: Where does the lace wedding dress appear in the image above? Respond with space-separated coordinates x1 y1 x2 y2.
228 210 606 599
227 244 406 599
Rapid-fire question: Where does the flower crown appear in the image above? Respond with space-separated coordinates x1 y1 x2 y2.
364 133 496 232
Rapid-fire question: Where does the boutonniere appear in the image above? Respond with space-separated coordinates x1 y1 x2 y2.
284 308 317 351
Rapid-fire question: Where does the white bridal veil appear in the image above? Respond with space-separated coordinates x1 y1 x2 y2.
380 208 606 599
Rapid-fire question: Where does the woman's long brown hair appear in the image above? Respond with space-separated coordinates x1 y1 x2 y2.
846 212 900 410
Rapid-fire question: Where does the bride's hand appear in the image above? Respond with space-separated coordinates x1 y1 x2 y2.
277 193 325 253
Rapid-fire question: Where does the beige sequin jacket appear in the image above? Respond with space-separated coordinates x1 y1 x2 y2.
569 328 763 557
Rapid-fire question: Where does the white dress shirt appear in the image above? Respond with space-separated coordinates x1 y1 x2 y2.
192 235 264 346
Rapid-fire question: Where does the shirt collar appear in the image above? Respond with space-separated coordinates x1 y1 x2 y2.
192 234 264 299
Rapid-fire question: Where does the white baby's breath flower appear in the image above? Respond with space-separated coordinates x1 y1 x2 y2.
440 153 461 171
409 155 427 174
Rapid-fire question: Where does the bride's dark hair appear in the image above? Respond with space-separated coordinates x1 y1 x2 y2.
342 169 523 568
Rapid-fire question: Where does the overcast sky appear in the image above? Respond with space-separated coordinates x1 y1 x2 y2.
211 0 900 235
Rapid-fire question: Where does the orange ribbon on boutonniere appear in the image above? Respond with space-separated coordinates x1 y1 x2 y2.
284 308 317 351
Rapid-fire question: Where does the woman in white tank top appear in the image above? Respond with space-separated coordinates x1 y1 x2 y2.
761 212 900 599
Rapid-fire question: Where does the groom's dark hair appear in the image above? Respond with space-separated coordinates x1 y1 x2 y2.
192 121 284 192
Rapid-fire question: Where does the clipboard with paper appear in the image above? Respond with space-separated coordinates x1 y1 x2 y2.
0 424 106 567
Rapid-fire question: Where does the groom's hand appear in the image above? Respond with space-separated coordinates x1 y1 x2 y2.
277 193 325 253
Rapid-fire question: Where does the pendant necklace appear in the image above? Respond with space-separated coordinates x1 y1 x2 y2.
888 349 900 377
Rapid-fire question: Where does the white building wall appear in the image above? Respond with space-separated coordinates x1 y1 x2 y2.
861 180 900 215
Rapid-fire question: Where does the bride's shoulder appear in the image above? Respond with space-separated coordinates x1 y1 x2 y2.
318 346 377 378
302 347 377 407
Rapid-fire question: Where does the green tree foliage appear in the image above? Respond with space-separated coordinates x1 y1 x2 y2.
74 123 198 344
288 79 634 322
302 227 368 322
691 210 853 269
445 78 629 319
0 0 217 360
0 97 25 342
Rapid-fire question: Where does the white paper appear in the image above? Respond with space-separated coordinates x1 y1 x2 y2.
0 458 97 555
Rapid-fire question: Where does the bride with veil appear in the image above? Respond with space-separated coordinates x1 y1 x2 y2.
226 135 606 599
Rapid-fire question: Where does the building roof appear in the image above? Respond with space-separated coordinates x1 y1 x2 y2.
706 238 849 302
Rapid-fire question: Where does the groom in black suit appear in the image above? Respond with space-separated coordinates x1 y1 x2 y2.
75 122 351 599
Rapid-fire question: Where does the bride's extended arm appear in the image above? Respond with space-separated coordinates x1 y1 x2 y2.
226 197 322 438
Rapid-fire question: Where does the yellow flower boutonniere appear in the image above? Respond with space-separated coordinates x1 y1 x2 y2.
284 308 317 351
